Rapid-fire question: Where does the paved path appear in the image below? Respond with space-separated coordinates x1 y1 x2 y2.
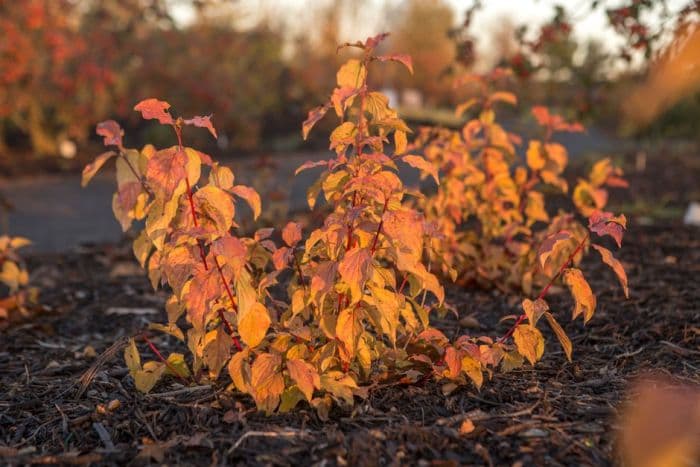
0 128 626 253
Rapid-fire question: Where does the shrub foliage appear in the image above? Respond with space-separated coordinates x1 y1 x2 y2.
83 34 629 415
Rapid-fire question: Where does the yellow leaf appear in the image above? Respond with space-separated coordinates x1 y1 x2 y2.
227 348 251 392
148 323 185 341
365 286 400 345
563 268 597 323
336 59 367 89
320 371 358 406
501 350 524 372
286 359 320 401
124 338 141 374
461 355 483 389
279 386 306 412
544 312 572 362
165 353 191 378
238 302 271 348
513 324 545 365
134 361 166 393
329 122 357 153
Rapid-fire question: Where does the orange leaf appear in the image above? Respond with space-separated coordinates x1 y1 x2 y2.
286 358 320 401
134 98 174 125
338 247 372 303
592 244 629 298
146 147 187 197
282 222 302 247
229 185 261 220
563 268 597 323
336 307 363 364
302 104 330 140
250 353 284 414
402 155 439 185
238 302 271 348
488 91 517 106
82 151 115 187
543 312 572 362
444 346 461 379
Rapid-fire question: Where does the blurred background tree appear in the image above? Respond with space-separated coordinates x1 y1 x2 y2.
0 0 698 165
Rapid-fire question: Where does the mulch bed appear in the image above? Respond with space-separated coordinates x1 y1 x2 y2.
1 222 698 466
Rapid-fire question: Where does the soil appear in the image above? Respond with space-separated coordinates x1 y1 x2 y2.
0 221 698 466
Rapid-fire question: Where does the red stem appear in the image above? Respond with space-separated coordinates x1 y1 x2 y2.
498 232 589 344
175 124 241 352
142 333 191 385
370 199 389 255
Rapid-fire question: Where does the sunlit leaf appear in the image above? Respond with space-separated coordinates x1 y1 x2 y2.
238 302 271 348
286 359 320 401
229 185 261 220
134 98 174 125
513 324 545 365
563 268 597 323
592 244 629 298
543 312 572 362
336 59 367 89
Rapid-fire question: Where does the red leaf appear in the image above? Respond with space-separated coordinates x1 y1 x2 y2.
96 120 123 147
364 32 390 50
282 221 302 247
184 115 217 139
302 104 330 140
375 54 413 74
134 99 174 125
589 211 627 248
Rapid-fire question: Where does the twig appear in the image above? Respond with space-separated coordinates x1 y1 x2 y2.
142 333 191 385
145 385 212 398
498 232 589 344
